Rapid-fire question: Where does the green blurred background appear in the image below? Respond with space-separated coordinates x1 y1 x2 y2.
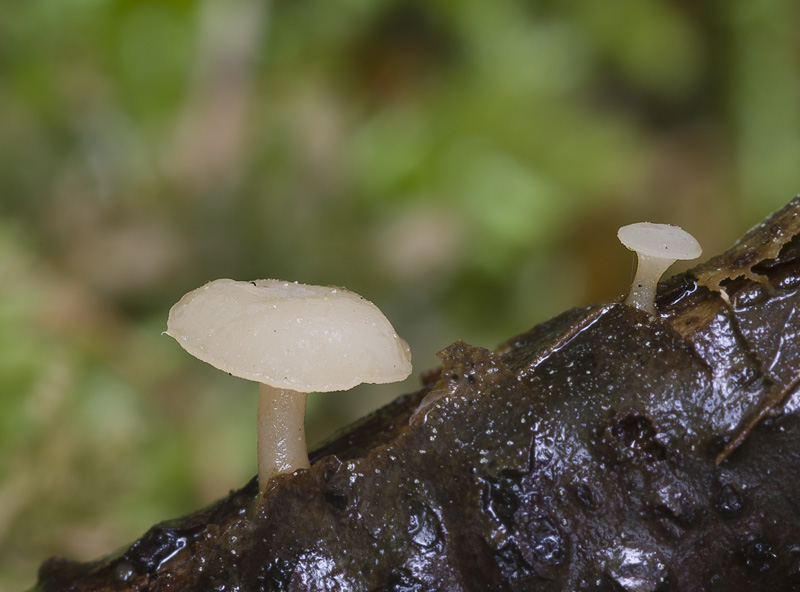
2 0 799 588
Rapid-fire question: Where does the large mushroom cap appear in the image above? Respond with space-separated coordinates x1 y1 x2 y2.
617 222 702 260
165 279 412 392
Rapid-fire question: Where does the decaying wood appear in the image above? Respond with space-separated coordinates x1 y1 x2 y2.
34 196 800 591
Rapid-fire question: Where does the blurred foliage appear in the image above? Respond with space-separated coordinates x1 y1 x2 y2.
1 0 800 589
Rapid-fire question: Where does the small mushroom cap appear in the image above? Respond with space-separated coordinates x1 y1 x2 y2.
166 279 412 392
617 222 702 260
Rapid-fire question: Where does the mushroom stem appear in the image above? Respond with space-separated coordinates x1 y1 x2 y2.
624 253 674 315
257 383 310 489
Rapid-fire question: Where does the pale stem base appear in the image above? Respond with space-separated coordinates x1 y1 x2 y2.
624 254 673 315
257 384 309 490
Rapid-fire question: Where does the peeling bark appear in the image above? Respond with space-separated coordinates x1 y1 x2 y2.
35 196 800 591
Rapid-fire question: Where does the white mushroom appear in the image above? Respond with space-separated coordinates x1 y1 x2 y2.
165 278 412 490
617 222 702 315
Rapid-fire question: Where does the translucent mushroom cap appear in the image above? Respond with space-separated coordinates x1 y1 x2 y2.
617 222 702 261
165 279 412 392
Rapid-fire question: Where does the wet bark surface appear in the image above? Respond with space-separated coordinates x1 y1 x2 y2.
35 196 800 591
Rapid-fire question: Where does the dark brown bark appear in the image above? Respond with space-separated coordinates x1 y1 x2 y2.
35 196 800 591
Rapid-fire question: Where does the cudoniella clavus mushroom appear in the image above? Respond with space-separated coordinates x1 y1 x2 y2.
165 279 412 490
618 222 702 315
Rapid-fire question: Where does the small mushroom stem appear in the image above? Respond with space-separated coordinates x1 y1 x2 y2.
257 383 310 489
625 253 675 315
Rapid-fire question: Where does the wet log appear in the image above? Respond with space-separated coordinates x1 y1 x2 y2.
35 196 800 591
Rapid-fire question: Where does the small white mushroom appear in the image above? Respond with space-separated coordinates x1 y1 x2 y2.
617 222 702 315
165 279 412 490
